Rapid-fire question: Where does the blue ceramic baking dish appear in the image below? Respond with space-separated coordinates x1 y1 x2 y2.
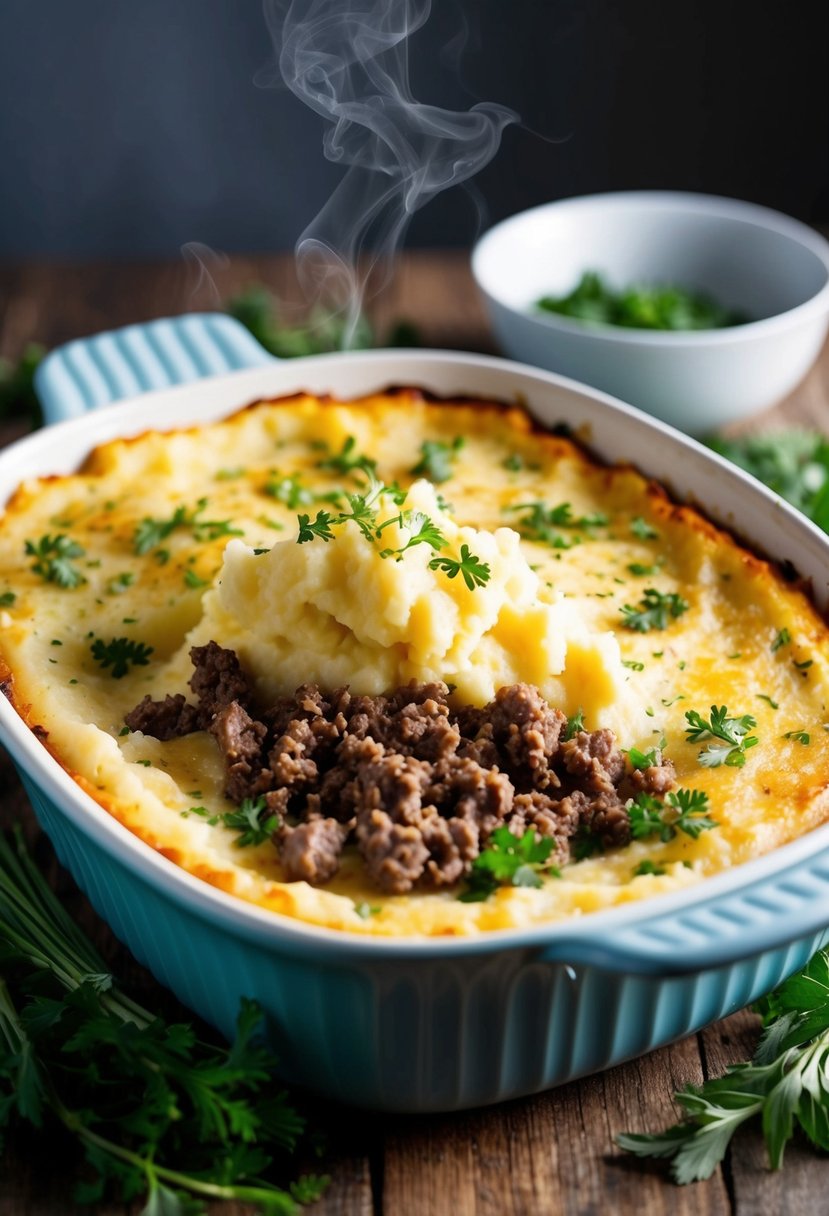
0 316 826 1112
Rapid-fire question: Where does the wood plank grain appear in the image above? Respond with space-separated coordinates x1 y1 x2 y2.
382 1034 730 1216
701 1011 825 1216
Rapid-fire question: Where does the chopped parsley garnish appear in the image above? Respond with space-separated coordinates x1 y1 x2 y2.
264 471 342 509
183 569 209 589
771 628 791 652
783 729 811 745
626 746 660 771
756 694 779 710
620 588 689 632
0 591 15 607
630 516 659 540
316 435 377 479
185 795 278 846
684 704 759 767
502 453 523 472
354 901 381 919
505 500 608 549
214 466 246 480
794 658 813 671
622 659 645 671
633 859 666 877
133 498 242 555
90 636 154 679
628 788 717 842
428 544 491 591
410 436 465 484
106 572 134 596
25 534 86 588
564 708 585 740
627 560 662 576
458 826 559 902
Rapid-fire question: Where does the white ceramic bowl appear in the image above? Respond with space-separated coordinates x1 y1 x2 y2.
471 191 829 433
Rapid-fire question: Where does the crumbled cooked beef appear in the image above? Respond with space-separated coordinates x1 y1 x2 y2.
124 693 201 741
631 758 677 796
585 791 631 850
426 755 514 836
476 684 567 791
421 815 479 887
560 728 625 794
279 818 347 884
210 701 270 803
354 751 430 829
269 718 320 792
189 642 252 721
124 650 676 893
357 810 430 892
507 790 582 863
210 701 266 764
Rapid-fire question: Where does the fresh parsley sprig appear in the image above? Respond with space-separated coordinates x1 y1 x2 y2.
628 788 718 843
294 479 489 590
458 826 559 902
621 588 689 632
428 543 491 591
617 946 829 1183
410 436 465 484
0 827 327 1214
684 705 759 768
90 636 154 679
24 534 86 588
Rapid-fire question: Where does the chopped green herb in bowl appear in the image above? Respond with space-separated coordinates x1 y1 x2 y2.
536 271 747 331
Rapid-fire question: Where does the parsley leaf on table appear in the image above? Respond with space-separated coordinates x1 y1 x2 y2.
0 828 327 1213
617 946 829 1183
684 705 759 768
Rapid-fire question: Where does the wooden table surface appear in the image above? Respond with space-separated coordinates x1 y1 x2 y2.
1 252 828 1215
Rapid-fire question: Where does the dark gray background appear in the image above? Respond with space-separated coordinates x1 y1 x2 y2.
1 0 827 258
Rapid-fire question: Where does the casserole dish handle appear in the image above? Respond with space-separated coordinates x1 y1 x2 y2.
536 863 829 978
34 313 274 425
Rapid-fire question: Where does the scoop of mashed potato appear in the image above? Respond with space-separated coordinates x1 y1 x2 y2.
186 481 636 733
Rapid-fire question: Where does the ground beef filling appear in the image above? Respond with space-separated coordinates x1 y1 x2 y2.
125 642 675 895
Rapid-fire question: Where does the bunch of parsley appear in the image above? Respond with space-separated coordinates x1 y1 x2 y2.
0 828 327 1214
618 945 829 1183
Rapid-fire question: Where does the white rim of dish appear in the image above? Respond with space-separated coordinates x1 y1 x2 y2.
471 189 829 346
4 346 829 957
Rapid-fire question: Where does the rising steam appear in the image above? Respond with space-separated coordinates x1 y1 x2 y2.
262 0 517 345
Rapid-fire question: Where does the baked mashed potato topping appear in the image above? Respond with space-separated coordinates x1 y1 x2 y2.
1 391 829 936
195 477 633 728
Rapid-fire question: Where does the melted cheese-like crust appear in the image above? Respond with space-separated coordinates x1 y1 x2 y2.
2 393 829 937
